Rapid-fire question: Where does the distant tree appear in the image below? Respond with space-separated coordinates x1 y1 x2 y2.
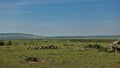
0 41 5 46
6 41 12 45
24 42 27 45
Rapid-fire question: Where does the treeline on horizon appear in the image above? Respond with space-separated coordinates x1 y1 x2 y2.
0 39 117 46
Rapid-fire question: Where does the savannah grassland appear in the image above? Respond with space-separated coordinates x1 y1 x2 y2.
0 39 120 68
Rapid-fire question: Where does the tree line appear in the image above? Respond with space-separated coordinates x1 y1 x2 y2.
0 40 12 46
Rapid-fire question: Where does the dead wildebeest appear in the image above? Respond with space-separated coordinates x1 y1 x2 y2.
25 57 38 62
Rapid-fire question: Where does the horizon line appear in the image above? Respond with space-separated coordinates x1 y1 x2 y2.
0 32 120 37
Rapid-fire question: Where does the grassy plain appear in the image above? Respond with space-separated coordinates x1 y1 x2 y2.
0 39 120 68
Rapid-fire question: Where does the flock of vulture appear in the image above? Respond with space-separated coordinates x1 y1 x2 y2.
27 39 120 52
27 45 59 50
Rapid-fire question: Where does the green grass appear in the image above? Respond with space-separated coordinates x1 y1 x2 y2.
0 39 120 68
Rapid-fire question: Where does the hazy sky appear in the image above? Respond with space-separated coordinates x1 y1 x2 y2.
0 0 120 36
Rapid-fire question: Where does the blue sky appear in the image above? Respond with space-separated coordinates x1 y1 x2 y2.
0 0 120 36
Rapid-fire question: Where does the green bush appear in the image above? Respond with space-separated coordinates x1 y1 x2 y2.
84 44 103 49
0 40 5 46
84 44 108 52
6 41 12 45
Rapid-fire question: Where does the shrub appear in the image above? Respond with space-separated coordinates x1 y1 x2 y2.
93 44 103 49
0 41 5 46
84 44 108 52
84 44 103 49
6 41 12 45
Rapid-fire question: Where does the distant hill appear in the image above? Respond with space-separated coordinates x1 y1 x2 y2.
49 35 120 39
0 33 45 40
0 33 120 40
